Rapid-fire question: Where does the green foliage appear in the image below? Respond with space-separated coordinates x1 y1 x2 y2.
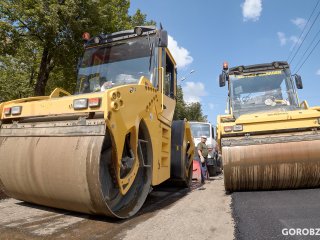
173 85 207 122
0 0 154 99
130 9 156 26
173 85 186 120
0 40 38 101
185 102 207 122
0 55 34 102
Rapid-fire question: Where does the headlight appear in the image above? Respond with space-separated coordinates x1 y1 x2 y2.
11 106 22 115
233 125 243 131
73 99 88 110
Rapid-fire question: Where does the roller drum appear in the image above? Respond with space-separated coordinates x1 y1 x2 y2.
223 138 320 191
0 121 152 218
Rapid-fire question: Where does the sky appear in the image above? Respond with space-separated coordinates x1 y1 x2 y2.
129 0 320 125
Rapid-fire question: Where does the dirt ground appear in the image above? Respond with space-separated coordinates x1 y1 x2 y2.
0 176 234 240
120 176 234 240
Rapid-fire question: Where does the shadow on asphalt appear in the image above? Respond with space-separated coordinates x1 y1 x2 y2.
11 180 206 225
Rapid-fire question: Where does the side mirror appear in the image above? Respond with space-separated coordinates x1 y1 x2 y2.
219 72 226 87
158 30 168 47
294 74 303 89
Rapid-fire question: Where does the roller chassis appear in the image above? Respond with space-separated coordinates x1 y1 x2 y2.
0 26 194 218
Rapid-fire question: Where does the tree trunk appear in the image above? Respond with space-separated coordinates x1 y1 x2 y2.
34 47 54 96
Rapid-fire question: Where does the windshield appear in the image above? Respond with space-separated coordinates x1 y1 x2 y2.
190 123 211 138
230 69 300 118
76 35 155 94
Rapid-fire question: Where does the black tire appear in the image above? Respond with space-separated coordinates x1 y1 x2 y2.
216 154 223 173
207 164 217 177
170 120 193 187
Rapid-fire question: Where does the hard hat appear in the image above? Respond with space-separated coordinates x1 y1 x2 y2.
201 135 207 139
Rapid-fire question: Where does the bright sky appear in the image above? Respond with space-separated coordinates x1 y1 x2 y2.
130 0 320 125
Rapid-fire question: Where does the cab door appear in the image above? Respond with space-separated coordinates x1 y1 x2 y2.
157 47 177 125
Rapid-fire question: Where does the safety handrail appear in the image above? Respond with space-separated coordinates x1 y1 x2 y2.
49 88 71 98
160 67 164 112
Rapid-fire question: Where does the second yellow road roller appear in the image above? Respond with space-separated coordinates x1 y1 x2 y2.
217 61 320 191
0 26 194 218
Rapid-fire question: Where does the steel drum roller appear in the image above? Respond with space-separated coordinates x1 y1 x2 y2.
0 122 152 218
223 139 320 191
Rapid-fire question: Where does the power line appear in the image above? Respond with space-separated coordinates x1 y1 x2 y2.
289 6 320 65
292 27 320 72
294 37 320 73
287 0 320 62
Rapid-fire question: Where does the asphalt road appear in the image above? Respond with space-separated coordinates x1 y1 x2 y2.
0 177 234 240
232 188 320 240
0 185 192 240
0 179 232 240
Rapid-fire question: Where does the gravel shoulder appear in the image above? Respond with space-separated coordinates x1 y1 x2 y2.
120 175 234 240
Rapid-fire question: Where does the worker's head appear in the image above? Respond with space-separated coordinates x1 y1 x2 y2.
201 135 207 143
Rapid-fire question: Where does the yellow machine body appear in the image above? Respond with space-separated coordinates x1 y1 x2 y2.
0 27 194 218
217 61 320 191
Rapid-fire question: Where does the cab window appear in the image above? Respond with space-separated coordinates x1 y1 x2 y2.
162 49 175 98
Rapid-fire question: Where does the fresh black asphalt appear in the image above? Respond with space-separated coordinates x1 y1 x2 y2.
232 188 320 240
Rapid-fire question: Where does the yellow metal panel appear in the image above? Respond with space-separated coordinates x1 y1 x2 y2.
105 77 164 192
1 92 105 119
152 123 171 185
0 103 3 117
219 114 320 135
234 109 320 124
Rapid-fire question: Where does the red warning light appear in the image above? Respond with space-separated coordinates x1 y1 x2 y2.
223 62 229 70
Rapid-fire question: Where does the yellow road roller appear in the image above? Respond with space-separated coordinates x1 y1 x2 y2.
0 26 194 218
217 61 320 191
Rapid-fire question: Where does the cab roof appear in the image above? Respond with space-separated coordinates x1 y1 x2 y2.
229 61 289 75
85 26 157 47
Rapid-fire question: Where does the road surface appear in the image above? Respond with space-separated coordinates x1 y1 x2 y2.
2 173 320 240
0 176 234 240
232 189 320 240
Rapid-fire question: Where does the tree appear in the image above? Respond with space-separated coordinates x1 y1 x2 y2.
0 54 34 101
173 85 207 121
0 0 154 97
130 9 155 26
173 85 186 120
185 102 207 122
0 39 38 101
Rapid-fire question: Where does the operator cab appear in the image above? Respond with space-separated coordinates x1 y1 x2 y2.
76 26 176 101
219 61 303 118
